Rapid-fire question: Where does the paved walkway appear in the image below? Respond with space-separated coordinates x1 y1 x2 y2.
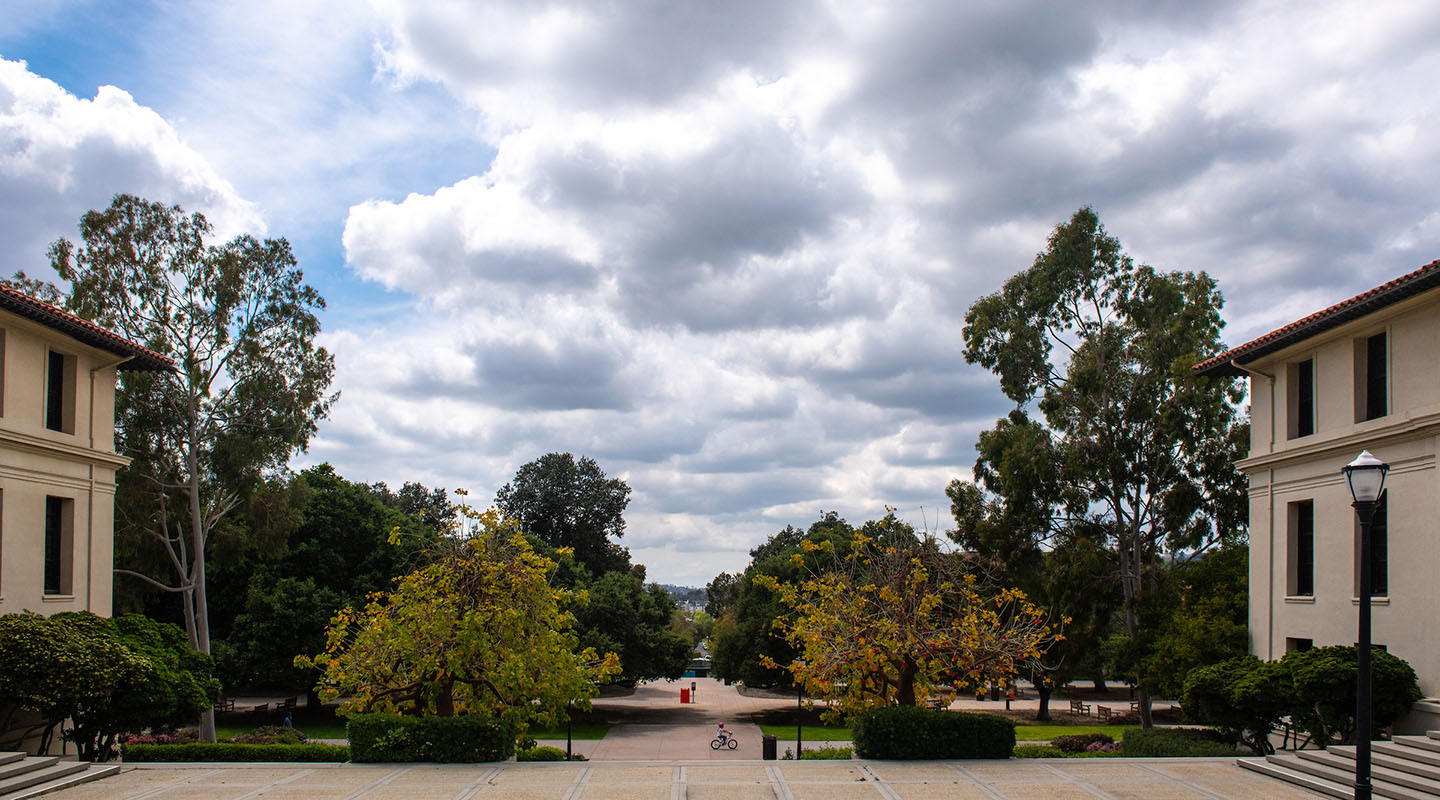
47 759 1314 799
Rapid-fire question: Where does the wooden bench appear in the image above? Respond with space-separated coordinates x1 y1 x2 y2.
1129 701 1141 712
1068 699 1091 716
1097 705 1113 722
213 697 234 713
924 698 948 709
249 702 269 717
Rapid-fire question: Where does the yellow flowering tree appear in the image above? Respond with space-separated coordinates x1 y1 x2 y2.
759 525 1061 719
297 503 619 729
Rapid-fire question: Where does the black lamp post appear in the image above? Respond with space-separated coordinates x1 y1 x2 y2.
1342 450 1389 800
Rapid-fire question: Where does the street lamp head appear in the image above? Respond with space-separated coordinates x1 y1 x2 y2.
1342 450 1390 504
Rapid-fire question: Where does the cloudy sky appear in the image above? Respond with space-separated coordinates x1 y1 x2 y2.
3 1 1438 586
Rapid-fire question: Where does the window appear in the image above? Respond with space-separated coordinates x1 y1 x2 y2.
1354 331 1388 422
1285 637 1313 653
1288 500 1315 596
1354 493 1388 598
1288 358 1315 438
43 495 74 595
45 350 75 433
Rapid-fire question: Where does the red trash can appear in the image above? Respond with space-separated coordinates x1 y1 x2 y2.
680 688 691 704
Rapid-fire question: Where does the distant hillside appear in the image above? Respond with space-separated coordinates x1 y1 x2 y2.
658 584 707 608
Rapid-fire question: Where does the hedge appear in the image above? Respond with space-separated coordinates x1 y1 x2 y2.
1121 728 1236 757
799 746 853 760
517 746 568 762
851 707 1015 759
122 743 349 762
346 714 515 763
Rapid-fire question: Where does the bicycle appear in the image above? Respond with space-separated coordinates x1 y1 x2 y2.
710 734 738 750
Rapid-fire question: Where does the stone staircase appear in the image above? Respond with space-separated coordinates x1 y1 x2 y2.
0 752 118 800
1239 731 1440 799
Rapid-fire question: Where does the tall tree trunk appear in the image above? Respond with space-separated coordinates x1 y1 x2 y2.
187 419 217 743
897 660 918 706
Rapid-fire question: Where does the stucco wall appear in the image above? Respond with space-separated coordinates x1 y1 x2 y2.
0 311 126 617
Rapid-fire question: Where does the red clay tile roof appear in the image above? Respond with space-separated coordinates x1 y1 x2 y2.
1194 259 1440 378
0 285 175 372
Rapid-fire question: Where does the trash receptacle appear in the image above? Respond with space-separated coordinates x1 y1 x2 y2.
681 688 690 703
762 734 777 760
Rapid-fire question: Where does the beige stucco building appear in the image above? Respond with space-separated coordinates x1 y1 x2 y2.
1197 258 1440 732
0 286 171 617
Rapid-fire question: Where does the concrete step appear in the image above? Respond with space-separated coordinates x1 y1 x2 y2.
1379 741 1440 769
0 757 22 769
1253 753 1428 800
0 759 57 784
0 763 118 800
1300 749 1440 797
1396 737 1440 755
0 760 91 800
1237 757 1352 799
1428 731 1440 741
1326 744 1440 785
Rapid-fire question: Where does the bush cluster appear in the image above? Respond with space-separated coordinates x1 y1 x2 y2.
799 746 853 760
1121 728 1235 757
1050 733 1113 753
121 743 348 762
851 707 1015 759
517 746 568 762
1013 745 1065 758
1182 646 1422 755
346 714 515 763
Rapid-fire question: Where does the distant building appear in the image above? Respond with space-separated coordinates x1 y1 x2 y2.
1196 259 1440 732
0 286 172 617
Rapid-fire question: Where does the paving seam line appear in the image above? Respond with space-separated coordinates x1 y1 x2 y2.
560 764 593 800
117 767 227 800
856 763 901 800
671 765 685 800
765 764 794 800
1131 762 1232 800
341 766 408 800
951 763 1011 800
1037 762 1116 799
454 766 502 800
232 767 315 800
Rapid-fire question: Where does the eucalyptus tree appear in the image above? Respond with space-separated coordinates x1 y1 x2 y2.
961 206 1246 726
49 194 335 739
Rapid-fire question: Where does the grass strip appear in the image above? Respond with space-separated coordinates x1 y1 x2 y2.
1013 724 1139 741
759 724 853 741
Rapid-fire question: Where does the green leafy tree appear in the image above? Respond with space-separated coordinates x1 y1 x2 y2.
298 505 620 730
46 194 335 740
0 612 215 761
705 572 740 618
573 572 693 685
961 206 1247 726
1139 546 1248 699
496 453 632 576
710 514 856 688
1284 645 1422 746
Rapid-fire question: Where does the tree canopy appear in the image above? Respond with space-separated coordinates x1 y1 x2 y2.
960 206 1246 726
759 516 1060 718
298 505 619 729
496 453 632 576
45 194 335 740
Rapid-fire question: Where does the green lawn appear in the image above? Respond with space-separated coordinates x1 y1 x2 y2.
758 724 853 741
1013 724 1139 742
527 722 610 740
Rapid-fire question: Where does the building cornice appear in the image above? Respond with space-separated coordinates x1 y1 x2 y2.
1236 408 1440 473
0 426 130 470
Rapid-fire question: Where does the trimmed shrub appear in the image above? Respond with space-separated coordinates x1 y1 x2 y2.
517 746 567 762
1283 645 1422 746
852 707 1015 759
122 743 348 762
347 714 515 763
799 746 853 760
1122 728 1235 757
1050 733 1113 753
1013 745 1065 758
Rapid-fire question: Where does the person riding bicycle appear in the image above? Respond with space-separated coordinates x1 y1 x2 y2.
716 722 730 744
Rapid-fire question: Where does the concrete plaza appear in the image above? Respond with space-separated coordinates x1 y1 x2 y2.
39 679 1313 799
